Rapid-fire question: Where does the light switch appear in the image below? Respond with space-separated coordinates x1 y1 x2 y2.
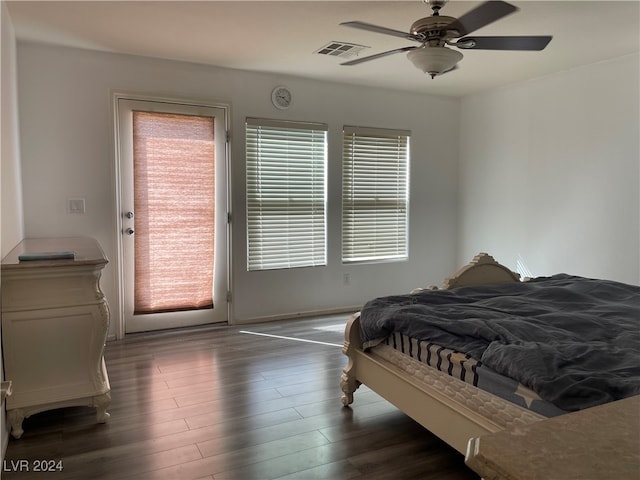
68 197 86 214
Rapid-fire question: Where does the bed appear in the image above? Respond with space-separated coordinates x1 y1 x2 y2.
340 253 640 454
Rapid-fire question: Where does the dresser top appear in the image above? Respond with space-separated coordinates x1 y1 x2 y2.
2 237 108 269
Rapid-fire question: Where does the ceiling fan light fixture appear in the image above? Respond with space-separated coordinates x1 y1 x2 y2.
407 46 463 78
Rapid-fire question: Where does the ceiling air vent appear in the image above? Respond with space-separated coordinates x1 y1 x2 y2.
315 42 369 59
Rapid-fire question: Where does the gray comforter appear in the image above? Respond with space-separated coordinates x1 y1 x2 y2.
359 274 640 411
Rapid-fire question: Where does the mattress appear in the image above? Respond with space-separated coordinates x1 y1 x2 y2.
377 331 567 417
369 343 546 430
360 274 640 411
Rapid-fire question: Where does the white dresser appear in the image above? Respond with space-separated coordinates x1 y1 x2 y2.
1 237 111 438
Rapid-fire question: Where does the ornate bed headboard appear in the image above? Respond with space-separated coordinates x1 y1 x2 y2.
442 253 520 289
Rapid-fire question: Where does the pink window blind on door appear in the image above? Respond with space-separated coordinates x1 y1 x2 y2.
133 111 215 314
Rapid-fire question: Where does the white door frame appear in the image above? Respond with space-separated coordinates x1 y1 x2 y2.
111 92 232 339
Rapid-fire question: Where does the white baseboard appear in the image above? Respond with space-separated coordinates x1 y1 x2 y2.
231 305 361 325
105 306 362 336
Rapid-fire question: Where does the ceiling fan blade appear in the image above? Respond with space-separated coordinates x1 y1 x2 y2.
446 1 518 37
458 35 552 51
340 21 417 41
341 46 417 66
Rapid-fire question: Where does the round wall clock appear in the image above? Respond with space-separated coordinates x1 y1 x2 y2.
271 86 292 110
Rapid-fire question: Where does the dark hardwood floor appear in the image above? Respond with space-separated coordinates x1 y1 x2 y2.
3 316 479 480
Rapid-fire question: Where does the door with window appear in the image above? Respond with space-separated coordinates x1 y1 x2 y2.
116 97 228 333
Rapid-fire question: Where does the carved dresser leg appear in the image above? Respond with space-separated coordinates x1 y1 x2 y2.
93 392 111 423
8 409 25 439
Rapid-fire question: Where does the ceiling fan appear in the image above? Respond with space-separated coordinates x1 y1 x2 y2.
340 0 552 78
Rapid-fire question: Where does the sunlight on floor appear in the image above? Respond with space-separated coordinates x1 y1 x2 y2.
312 324 345 332
238 330 342 347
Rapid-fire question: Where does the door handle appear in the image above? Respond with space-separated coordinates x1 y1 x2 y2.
125 211 134 219
125 228 134 236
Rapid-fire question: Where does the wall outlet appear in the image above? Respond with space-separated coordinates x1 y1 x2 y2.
67 197 85 214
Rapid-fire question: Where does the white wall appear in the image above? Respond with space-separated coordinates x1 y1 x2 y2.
12 40 640 340
1 2 23 256
1 0 24 464
16 42 460 333
459 54 640 285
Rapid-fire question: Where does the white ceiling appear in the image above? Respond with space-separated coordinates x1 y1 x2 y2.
6 1 640 97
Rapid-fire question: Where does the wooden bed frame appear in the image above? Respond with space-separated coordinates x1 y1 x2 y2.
340 253 534 454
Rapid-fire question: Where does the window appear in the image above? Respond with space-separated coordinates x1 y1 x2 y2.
342 126 410 263
246 118 327 271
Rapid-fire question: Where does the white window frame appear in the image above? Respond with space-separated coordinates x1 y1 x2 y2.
342 125 410 264
246 118 328 271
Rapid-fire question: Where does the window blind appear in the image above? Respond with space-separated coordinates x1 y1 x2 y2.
342 125 410 263
133 111 215 314
246 118 327 271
